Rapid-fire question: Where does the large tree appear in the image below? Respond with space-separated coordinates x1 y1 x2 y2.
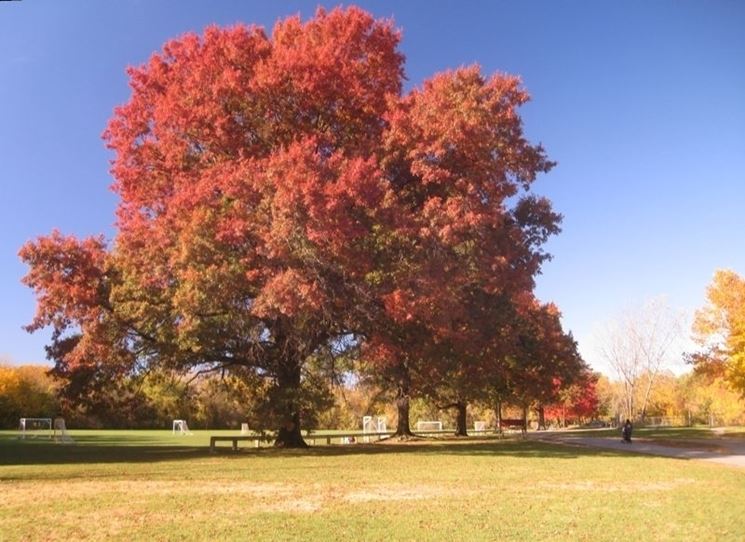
21 7 560 445
362 65 560 437
22 8 404 447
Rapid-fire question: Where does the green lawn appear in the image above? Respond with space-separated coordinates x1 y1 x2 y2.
1 430 743 541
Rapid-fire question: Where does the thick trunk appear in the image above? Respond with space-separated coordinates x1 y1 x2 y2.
394 390 414 436
275 411 306 448
537 405 546 430
454 402 468 436
273 360 308 448
393 378 414 437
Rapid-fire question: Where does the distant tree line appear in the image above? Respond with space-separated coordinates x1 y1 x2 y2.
3 361 744 431
0 365 58 428
0 364 253 429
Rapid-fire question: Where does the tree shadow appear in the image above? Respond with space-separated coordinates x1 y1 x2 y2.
272 438 634 461
0 433 635 466
0 441 204 467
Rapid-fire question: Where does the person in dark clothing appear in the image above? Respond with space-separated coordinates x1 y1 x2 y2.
622 419 633 443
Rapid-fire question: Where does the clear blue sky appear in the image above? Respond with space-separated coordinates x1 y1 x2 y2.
1 1 744 372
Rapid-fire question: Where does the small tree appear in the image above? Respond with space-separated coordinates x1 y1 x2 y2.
690 269 745 396
508 301 586 429
597 298 683 420
544 371 600 427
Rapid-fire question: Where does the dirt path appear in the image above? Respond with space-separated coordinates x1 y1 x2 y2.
531 432 745 469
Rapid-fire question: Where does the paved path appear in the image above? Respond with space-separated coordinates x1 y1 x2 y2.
531 432 745 469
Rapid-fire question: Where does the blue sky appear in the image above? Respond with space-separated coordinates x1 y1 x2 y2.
1 1 743 373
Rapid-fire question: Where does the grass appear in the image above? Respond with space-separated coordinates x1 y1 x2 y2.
1 429 744 541
570 425 745 441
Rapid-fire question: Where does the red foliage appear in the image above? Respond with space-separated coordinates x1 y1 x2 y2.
20 230 107 334
544 372 600 423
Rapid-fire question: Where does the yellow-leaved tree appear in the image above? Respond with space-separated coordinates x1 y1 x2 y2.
691 269 745 395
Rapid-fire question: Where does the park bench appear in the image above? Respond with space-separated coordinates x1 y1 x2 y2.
209 435 275 452
499 418 527 435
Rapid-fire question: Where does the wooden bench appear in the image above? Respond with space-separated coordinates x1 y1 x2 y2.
499 418 527 435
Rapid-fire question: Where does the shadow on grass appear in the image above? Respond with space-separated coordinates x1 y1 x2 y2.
282 439 634 462
0 433 635 467
0 441 204 467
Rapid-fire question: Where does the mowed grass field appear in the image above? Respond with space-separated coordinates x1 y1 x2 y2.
1 429 744 541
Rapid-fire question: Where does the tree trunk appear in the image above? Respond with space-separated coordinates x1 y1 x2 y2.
394 390 414 436
623 380 635 421
275 411 306 448
273 360 308 448
454 401 468 436
537 405 546 430
639 370 659 423
393 379 415 437
495 399 502 434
